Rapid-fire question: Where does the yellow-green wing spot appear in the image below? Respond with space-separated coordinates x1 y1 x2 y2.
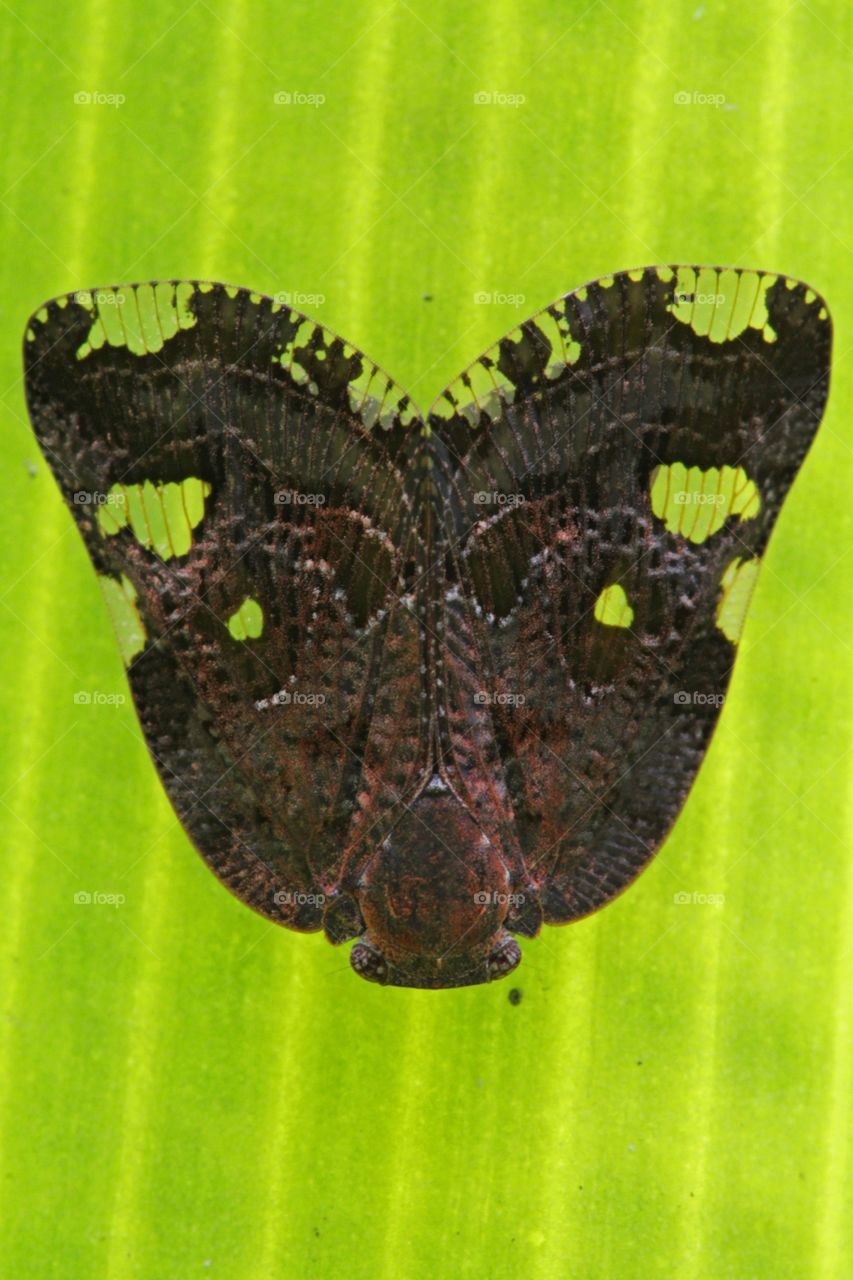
272 317 316 389
593 583 634 629
98 574 146 664
650 463 760 543
666 267 777 343
432 295 584 425
449 353 518 426
76 282 198 360
716 557 761 644
431 324 528 426
346 358 417 430
227 598 264 641
270 318 416 429
531 308 582 381
96 477 211 559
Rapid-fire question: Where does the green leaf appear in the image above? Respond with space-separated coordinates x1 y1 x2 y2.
1 4 850 1278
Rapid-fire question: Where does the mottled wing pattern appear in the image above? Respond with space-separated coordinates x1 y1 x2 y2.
24 282 427 929
428 267 831 924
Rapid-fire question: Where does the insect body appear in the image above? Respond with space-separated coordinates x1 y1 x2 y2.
24 268 832 986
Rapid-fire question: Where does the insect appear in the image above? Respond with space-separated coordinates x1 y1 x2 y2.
24 267 832 988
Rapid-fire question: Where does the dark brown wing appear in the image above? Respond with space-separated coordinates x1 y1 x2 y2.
24 282 427 929
428 266 832 924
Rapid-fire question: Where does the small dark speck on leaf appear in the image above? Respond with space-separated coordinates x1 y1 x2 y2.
422 294 433 301
508 987 523 1005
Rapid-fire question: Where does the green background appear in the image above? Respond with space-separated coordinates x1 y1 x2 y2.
1 3 851 1277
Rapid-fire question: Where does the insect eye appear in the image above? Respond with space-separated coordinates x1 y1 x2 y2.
487 937 521 978
350 941 389 984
